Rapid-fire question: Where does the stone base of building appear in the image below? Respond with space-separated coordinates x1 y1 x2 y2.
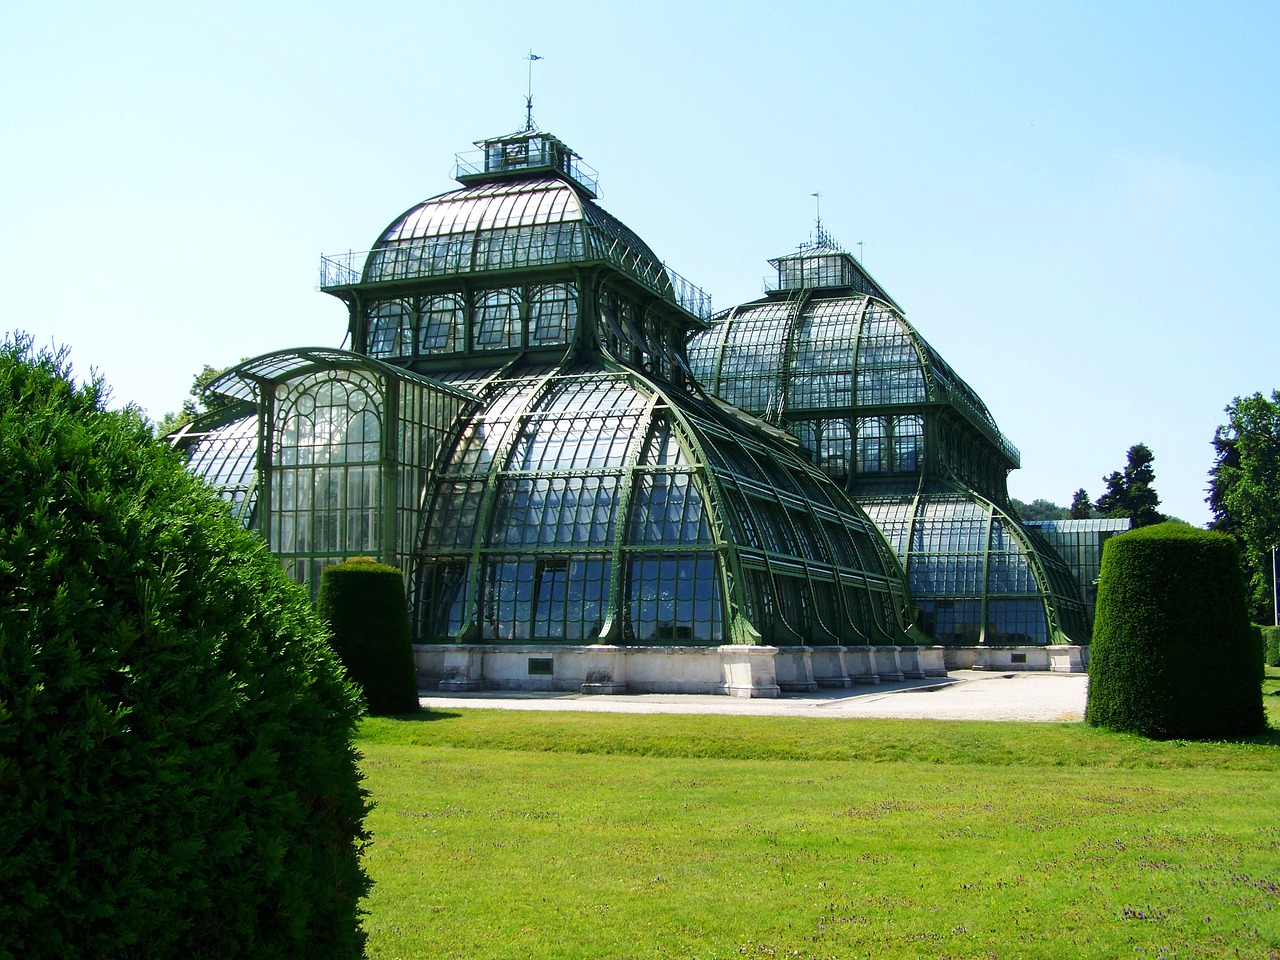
415 644 950 698
942 644 1087 673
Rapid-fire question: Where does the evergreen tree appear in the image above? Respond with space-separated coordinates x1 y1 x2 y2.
1094 443 1164 527
1 335 370 959
1069 488 1093 519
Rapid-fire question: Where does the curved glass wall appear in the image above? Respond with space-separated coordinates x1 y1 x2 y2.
860 484 1089 645
415 366 910 647
688 289 1020 484
1025 518 1132 629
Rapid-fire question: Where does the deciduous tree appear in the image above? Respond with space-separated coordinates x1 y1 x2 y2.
1207 390 1280 622
154 363 237 435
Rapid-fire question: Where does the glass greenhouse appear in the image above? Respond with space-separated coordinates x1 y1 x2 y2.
688 239 1090 647
174 129 943 695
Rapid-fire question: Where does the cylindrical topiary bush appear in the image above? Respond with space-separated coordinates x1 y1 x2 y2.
1086 522 1266 739
317 557 420 715
0 335 370 959
1263 625 1280 668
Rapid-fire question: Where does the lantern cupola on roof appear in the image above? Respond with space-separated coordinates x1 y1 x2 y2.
767 227 901 310
455 128 599 198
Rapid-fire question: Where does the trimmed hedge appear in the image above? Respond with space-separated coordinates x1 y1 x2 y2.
1264 625 1280 668
0 336 370 959
317 558 420 715
1086 522 1265 739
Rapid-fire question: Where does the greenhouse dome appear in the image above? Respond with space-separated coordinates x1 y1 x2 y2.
176 128 933 696
688 237 1089 650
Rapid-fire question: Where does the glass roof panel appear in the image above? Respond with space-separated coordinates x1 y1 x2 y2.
183 413 258 525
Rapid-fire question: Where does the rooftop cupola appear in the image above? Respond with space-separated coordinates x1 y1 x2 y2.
455 129 599 197
767 227 901 310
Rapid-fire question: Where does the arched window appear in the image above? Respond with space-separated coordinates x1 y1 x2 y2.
420 294 463 354
528 282 578 346
366 300 413 358
474 289 521 351
818 419 852 477
893 415 923 472
272 370 383 589
856 417 888 473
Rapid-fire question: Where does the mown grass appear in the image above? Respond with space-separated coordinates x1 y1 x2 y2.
357 703 1280 960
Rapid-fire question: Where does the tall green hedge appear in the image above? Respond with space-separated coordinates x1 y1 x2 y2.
0 336 370 959
317 558 420 715
1086 522 1265 739
1263 625 1280 668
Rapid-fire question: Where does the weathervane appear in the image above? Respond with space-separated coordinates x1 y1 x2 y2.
524 51 543 131
810 191 840 249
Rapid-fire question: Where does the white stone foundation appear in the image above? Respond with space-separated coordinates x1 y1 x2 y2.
942 644 1087 673
414 643 953 697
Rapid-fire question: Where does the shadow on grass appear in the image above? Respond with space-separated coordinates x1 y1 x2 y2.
380 709 463 722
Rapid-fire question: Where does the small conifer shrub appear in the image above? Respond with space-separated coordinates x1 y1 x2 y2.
0 335 370 959
1086 522 1265 739
317 557 420 715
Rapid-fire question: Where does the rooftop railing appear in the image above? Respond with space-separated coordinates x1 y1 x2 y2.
947 388 1021 467
454 147 600 196
320 252 361 288
319 246 712 322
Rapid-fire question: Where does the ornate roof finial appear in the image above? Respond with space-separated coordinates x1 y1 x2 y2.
809 192 840 249
524 51 543 131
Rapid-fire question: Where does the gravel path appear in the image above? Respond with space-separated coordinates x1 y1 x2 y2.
419 670 1088 722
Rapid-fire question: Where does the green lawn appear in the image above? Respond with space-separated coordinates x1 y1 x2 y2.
356 700 1280 960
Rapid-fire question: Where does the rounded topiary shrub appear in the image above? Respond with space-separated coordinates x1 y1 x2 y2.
1086 522 1265 739
0 336 370 959
317 558 419 715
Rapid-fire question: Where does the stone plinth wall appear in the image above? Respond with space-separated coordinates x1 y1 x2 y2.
941 645 1087 674
416 644 950 698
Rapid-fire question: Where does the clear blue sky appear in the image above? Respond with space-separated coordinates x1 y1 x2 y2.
4 1 1278 526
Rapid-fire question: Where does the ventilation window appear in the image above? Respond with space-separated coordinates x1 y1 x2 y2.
1010 652 1027 664
528 657 554 676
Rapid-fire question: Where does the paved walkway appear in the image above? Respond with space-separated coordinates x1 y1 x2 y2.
420 670 1088 722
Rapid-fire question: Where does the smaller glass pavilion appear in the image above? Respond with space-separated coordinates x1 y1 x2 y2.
689 238 1089 646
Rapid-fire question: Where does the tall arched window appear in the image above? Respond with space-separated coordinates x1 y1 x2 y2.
272 370 383 589
818 418 852 477
856 417 888 473
893 415 923 472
